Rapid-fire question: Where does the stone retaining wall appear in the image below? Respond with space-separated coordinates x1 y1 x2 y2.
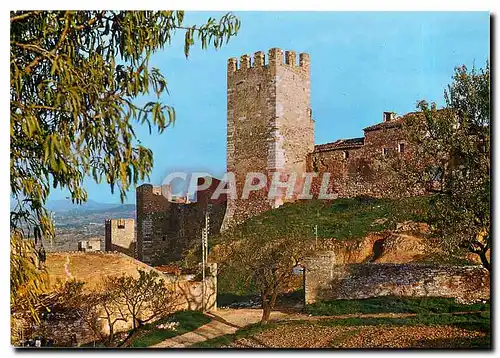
303 252 490 303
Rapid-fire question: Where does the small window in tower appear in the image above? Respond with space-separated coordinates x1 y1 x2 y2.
343 150 349 159
162 235 167 242
256 84 261 92
382 148 389 156
398 142 405 153
117 219 125 229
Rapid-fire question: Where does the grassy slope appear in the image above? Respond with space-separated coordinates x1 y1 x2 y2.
217 196 431 243
217 195 472 296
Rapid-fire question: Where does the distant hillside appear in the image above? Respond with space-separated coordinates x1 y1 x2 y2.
53 204 136 227
46 199 127 213
42 202 136 252
10 197 134 214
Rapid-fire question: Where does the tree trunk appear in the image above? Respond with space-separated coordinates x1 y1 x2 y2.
270 290 278 310
469 240 491 272
260 290 278 324
478 250 491 272
261 301 271 324
261 291 271 324
107 324 114 346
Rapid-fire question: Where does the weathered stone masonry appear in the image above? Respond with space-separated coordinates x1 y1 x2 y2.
104 218 135 257
303 251 490 303
13 252 218 346
136 49 431 262
136 179 226 266
222 48 315 229
221 48 424 229
306 111 421 198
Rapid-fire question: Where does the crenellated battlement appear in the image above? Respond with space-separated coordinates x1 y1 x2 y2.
227 48 310 74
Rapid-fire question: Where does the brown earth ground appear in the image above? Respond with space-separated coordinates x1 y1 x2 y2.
150 308 487 349
229 322 487 349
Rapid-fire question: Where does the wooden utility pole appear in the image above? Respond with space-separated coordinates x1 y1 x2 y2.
314 224 318 248
201 205 211 311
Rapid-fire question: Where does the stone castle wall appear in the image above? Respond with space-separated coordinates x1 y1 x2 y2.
136 180 226 266
223 48 314 229
135 50 431 261
135 184 172 264
104 218 135 257
303 251 490 304
306 111 428 199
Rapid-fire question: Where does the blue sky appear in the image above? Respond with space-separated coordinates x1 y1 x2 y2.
50 11 490 205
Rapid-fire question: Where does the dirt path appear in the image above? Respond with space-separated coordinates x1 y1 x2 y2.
150 309 295 348
150 309 482 348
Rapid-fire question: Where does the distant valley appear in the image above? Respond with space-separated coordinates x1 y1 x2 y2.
36 200 136 252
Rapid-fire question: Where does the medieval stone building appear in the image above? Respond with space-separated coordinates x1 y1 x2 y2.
135 48 419 265
222 48 415 228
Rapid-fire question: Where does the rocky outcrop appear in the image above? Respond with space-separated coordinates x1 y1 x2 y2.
317 221 437 265
302 221 490 304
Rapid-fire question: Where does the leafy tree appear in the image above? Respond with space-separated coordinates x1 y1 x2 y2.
213 230 313 323
387 63 490 270
10 10 240 318
10 230 49 323
107 269 178 330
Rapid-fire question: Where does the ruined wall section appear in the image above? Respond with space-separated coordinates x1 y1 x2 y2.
303 252 490 304
136 184 172 264
104 218 135 257
136 180 227 266
155 203 203 266
25 252 218 346
307 146 366 198
223 48 313 229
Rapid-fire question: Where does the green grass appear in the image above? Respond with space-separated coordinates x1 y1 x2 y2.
216 196 430 244
306 296 490 316
128 310 211 347
217 196 431 296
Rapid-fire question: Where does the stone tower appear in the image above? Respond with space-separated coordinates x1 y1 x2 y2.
104 218 136 257
222 48 315 229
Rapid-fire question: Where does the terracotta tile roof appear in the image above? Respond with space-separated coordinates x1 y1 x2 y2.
314 137 365 152
363 118 403 132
